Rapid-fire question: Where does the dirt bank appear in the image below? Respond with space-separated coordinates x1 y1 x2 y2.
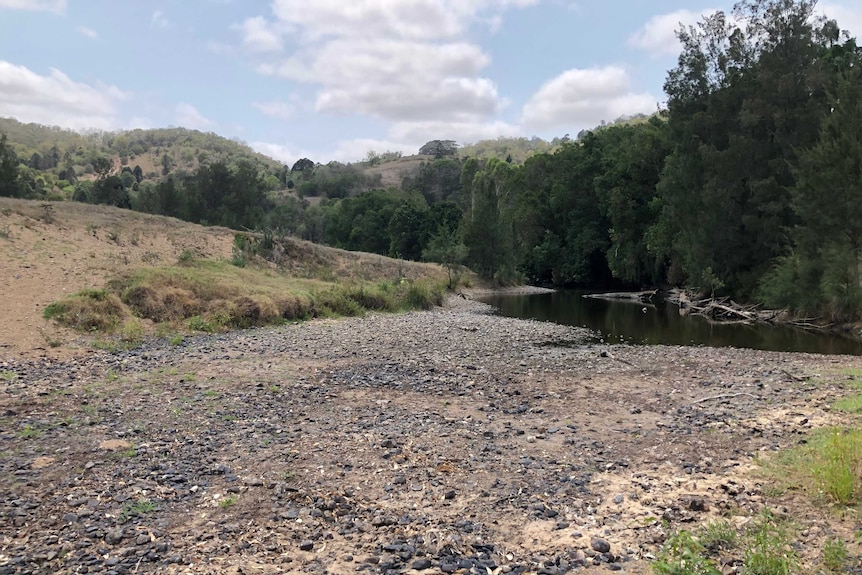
1 297 861 574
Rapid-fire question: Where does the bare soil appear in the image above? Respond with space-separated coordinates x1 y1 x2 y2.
1 200 862 574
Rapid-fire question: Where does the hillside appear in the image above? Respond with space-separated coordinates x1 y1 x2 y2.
0 197 451 358
0 118 285 198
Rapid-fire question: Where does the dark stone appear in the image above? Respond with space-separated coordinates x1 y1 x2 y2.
591 537 611 553
299 540 313 551
412 558 432 570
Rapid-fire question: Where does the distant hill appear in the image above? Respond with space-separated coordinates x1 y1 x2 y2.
0 118 286 198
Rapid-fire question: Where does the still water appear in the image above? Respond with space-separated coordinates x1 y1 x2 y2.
481 291 862 356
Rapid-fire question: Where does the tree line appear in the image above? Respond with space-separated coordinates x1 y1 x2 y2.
2 0 862 320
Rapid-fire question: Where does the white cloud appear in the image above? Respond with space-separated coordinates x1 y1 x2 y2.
0 0 64 13
819 2 862 38
175 103 215 130
628 8 717 57
250 141 318 166
239 16 283 53
246 0 535 126
77 26 98 39
389 119 520 146
0 61 128 130
152 10 169 29
253 99 296 120
522 66 657 131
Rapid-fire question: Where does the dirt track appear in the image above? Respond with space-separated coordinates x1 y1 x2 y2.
2 296 861 574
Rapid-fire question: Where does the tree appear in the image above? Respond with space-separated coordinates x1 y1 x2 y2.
91 156 113 179
0 134 21 198
655 0 831 298
419 140 458 158
423 228 468 289
761 52 862 318
291 158 315 176
132 165 144 183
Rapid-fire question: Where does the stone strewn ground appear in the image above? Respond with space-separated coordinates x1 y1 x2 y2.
1 297 861 574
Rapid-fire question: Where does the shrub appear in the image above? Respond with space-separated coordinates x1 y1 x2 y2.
44 289 127 332
314 289 365 317
652 530 721 575
403 281 445 310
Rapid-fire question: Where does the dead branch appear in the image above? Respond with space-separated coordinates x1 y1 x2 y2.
691 392 758 404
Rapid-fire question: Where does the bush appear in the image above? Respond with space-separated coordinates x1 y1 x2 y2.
122 284 201 322
43 289 127 332
404 281 445 310
314 289 365 317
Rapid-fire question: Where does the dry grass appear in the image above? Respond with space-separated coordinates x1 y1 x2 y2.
0 197 454 356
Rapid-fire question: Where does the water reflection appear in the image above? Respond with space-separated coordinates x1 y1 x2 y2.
481 291 862 356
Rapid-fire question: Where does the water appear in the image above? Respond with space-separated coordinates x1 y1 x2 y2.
481 291 862 355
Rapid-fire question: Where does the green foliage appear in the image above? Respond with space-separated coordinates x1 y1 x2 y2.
219 495 238 509
698 521 737 553
120 498 156 522
823 538 847 572
768 426 862 506
0 133 22 198
653 512 795 575
423 228 468 289
815 429 862 505
743 511 797 575
652 530 721 575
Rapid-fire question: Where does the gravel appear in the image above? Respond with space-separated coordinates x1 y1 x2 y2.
0 296 858 574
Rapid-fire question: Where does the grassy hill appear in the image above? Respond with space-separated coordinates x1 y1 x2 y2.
0 117 285 198
0 197 453 359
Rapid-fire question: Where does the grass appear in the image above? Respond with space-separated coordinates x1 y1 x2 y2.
43 288 127 332
698 520 737 553
743 510 797 575
119 498 156 522
652 511 795 575
17 424 42 439
766 427 862 506
823 538 847 572
219 495 238 509
46 258 449 337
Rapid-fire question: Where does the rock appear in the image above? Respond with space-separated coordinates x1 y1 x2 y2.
591 537 611 553
444 490 456 500
412 558 433 570
99 439 131 451
135 534 150 545
105 530 124 545
299 540 314 551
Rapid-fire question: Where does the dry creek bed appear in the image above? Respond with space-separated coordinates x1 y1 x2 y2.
1 297 861 574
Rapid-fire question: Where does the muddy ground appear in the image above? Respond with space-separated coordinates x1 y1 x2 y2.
1 296 861 574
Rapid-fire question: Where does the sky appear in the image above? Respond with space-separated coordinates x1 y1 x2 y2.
0 0 861 166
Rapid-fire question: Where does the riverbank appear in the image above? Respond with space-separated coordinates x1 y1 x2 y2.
2 296 861 574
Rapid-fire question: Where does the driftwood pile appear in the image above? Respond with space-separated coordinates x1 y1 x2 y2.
667 289 779 324
587 288 831 330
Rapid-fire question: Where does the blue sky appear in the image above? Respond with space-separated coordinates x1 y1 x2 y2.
0 0 860 166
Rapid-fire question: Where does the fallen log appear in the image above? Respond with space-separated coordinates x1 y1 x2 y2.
585 290 659 303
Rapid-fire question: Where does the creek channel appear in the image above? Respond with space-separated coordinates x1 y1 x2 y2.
480 290 862 355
